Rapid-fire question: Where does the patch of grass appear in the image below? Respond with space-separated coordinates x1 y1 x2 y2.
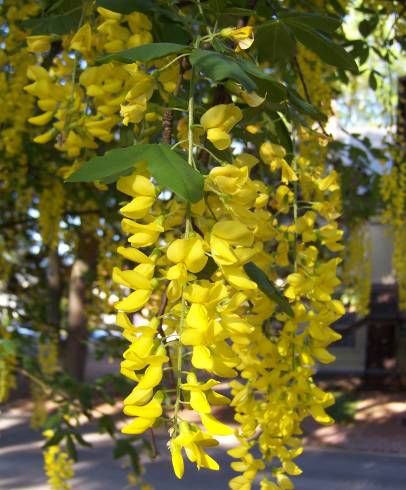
327 391 357 423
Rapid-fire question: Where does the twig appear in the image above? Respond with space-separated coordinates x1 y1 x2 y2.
149 428 159 459
156 285 176 388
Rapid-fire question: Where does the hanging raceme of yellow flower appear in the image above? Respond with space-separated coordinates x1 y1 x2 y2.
23 4 346 489
43 431 74 490
342 224 372 317
30 334 59 429
38 181 65 250
0 323 16 403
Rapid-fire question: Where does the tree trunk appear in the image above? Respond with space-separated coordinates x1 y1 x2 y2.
65 232 97 381
46 249 62 330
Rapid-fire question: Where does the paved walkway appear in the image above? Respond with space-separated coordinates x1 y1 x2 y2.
1 405 406 490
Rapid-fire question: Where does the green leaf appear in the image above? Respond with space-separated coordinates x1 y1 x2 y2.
66 144 151 183
22 11 81 35
368 71 377 91
95 0 155 14
155 22 191 44
147 145 204 203
223 7 256 16
190 49 256 92
359 16 379 38
280 12 341 33
287 23 358 72
329 0 346 16
243 262 294 318
288 89 327 122
113 439 132 459
234 58 287 102
97 43 189 64
256 21 295 64
73 432 93 448
67 144 204 203
66 435 78 462
265 111 293 161
43 430 66 448
98 415 116 436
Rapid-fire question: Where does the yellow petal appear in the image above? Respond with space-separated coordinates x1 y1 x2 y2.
28 111 54 126
138 363 166 389
190 390 211 414
120 196 155 219
192 345 213 371
121 416 155 434
115 289 151 312
210 235 238 265
221 265 257 290
200 413 233 436
112 267 152 290
310 404 334 425
170 442 184 479
33 129 56 144
206 390 230 406
212 221 253 246
117 246 152 263
312 346 336 364
70 23 92 53
117 174 155 198
124 387 153 405
197 448 220 471
123 391 164 417
185 238 208 273
206 128 231 150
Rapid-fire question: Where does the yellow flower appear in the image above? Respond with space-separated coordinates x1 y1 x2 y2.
28 111 54 126
117 173 155 198
26 35 51 53
70 23 92 54
122 218 164 247
122 391 164 435
221 26 254 50
113 263 155 313
226 81 265 107
167 236 208 273
200 104 242 150
207 165 249 195
210 221 254 266
181 373 218 413
170 422 220 479
260 141 286 163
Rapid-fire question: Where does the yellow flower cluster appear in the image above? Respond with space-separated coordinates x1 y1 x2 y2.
0 323 16 403
342 225 372 317
381 152 406 309
22 4 345 488
0 0 39 213
112 121 343 489
38 181 65 250
31 335 59 429
43 431 74 490
24 7 179 160
380 81 406 310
